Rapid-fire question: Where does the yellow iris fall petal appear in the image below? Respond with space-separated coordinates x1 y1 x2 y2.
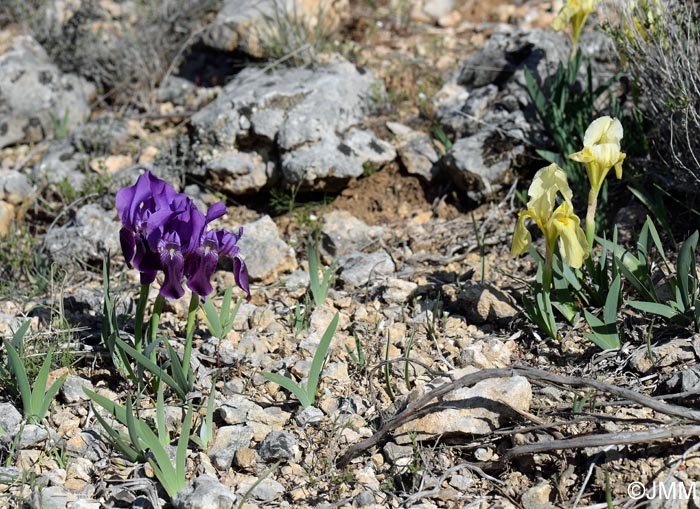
511 164 588 268
569 116 626 192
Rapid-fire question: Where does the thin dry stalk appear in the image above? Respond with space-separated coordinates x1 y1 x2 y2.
336 366 700 468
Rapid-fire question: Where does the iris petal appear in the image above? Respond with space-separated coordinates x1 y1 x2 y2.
511 211 535 256
206 202 227 223
159 249 185 299
158 232 185 299
186 249 219 299
119 228 135 267
552 206 587 269
233 256 250 300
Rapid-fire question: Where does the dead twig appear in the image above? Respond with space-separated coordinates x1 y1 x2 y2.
503 426 700 460
336 366 700 468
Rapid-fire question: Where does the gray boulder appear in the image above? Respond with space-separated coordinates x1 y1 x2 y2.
386 122 441 182
43 203 120 267
33 116 130 191
0 170 33 206
443 130 524 200
0 402 22 436
203 0 348 58
172 474 237 509
434 30 617 201
258 430 298 462
336 249 396 288
208 425 255 470
0 33 92 149
321 210 385 258
236 215 297 282
191 57 392 192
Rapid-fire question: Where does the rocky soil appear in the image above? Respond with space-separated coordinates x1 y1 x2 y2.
0 1 699 508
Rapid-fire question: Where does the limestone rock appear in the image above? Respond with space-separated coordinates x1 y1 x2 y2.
457 284 518 325
208 425 255 470
395 373 532 441
33 116 130 191
0 170 33 206
443 129 523 201
522 480 555 509
321 210 385 258
0 402 22 436
0 34 92 148
434 30 617 203
236 215 297 282
382 277 418 303
336 250 396 288
205 149 277 195
386 122 441 182
172 474 237 509
60 375 93 403
204 0 349 58
43 203 120 268
191 57 388 192
0 200 15 237
258 431 298 462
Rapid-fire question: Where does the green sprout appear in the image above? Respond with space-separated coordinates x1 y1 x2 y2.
3 321 67 423
262 312 339 408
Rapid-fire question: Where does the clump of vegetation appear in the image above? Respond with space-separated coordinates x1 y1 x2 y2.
257 0 343 65
606 0 700 192
4 0 217 109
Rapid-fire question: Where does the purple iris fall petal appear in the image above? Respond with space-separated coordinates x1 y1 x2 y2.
119 228 135 268
158 232 186 299
186 247 219 298
233 256 250 300
140 270 157 285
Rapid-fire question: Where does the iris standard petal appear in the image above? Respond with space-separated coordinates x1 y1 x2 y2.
527 164 573 221
216 229 243 257
589 143 622 172
206 202 227 223
115 185 137 226
601 117 623 144
583 116 614 147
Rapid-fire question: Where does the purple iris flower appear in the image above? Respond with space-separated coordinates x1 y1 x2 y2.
116 171 178 284
154 200 234 300
185 228 250 300
116 170 250 301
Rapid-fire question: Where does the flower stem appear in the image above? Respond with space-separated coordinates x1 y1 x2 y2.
134 284 150 353
585 188 599 252
149 295 164 345
182 293 200 386
543 243 554 294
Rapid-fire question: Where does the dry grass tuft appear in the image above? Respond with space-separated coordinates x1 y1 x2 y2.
605 0 700 190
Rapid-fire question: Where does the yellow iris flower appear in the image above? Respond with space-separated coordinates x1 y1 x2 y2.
568 116 626 194
552 0 599 49
511 164 588 269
